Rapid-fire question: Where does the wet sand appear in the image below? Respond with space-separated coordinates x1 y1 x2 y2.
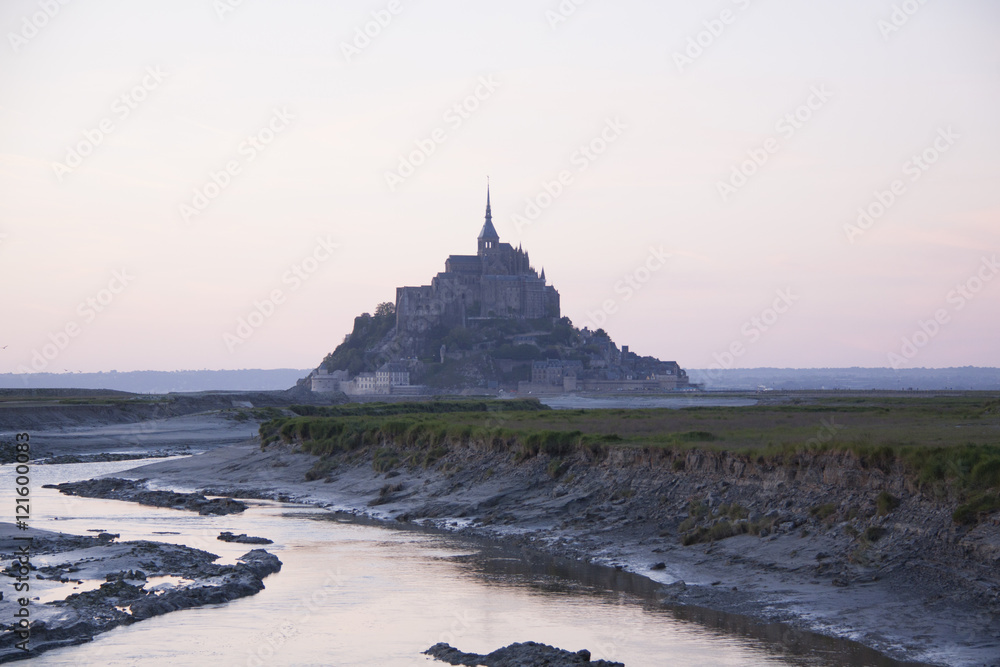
105 415 998 667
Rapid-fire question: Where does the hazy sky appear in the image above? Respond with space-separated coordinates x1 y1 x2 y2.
1 0 998 374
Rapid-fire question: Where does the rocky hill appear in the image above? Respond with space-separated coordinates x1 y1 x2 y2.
317 302 688 392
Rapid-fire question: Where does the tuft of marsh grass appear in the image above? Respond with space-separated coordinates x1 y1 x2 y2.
547 458 570 479
810 503 838 521
876 492 899 516
953 492 1000 525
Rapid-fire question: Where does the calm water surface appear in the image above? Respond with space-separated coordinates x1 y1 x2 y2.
3 460 904 666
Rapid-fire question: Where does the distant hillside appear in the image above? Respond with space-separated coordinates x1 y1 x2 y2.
318 301 689 392
687 367 1000 391
0 369 312 393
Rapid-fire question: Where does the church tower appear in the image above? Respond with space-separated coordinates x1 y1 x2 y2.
396 182 561 333
477 181 499 256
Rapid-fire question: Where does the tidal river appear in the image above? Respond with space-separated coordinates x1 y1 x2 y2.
6 460 903 666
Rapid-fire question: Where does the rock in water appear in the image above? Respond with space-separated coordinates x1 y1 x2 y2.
218 531 273 544
45 478 248 515
423 641 625 667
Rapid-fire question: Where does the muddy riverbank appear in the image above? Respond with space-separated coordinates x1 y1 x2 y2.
0 522 281 662
106 436 999 667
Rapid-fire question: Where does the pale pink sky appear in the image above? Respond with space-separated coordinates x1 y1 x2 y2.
1 0 998 374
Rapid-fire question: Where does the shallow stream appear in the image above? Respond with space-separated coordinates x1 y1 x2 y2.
4 460 912 666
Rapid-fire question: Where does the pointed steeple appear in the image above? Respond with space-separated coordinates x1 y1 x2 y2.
485 180 492 220
540 267 546 282
478 178 499 255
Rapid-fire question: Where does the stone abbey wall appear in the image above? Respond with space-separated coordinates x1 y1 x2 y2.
396 190 559 333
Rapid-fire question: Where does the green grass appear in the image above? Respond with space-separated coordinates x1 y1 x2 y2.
383 395 998 457
810 503 838 520
547 458 570 479
953 492 1000 525
680 517 777 546
288 398 548 418
54 397 168 406
718 503 749 520
677 499 767 545
876 492 899 516
262 395 1000 524
863 526 887 542
372 447 400 473
229 407 285 422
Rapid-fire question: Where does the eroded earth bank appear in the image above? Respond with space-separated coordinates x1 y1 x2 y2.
108 431 1000 667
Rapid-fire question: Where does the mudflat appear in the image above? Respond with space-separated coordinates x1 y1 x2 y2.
0 522 281 662
13 394 1000 666
107 401 999 667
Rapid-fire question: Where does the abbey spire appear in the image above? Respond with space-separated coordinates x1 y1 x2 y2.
485 180 492 222
398 183 561 333
477 179 499 255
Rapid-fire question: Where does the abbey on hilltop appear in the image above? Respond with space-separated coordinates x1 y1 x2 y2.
395 185 560 333
311 183 691 395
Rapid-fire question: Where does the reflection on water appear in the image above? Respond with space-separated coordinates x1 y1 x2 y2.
308 513 924 667
3 461 918 667
34 579 105 604
143 575 194 591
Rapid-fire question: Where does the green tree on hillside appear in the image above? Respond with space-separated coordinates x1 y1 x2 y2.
321 303 397 374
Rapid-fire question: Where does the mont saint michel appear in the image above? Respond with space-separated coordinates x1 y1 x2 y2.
310 187 690 396
396 186 560 332
4 3 998 664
